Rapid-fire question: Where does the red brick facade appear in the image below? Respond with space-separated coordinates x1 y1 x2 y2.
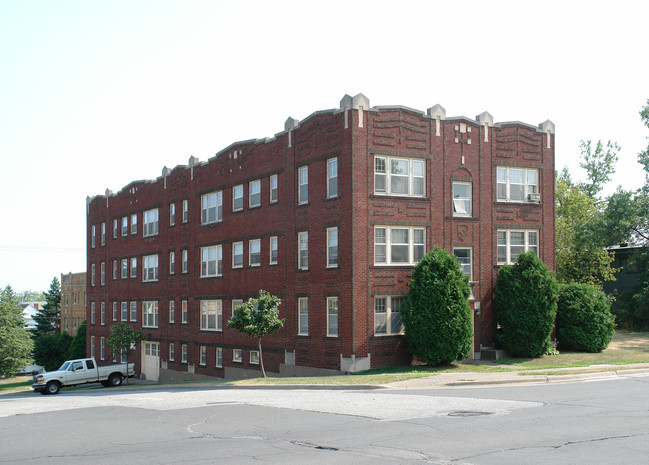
86 93 555 379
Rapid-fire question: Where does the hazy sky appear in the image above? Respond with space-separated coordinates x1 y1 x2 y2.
1 0 648 293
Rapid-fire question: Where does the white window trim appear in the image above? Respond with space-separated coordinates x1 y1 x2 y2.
182 199 189 223
298 297 308 335
269 174 278 204
249 180 261 208
142 254 159 282
181 300 188 324
232 242 244 269
453 247 473 280
374 226 425 266
169 203 175 226
298 231 308 270
326 227 338 268
249 239 261 267
143 208 159 237
200 300 223 331
169 343 175 362
374 296 405 336
327 297 338 337
374 156 425 197
233 184 244 212
169 300 175 323
497 229 539 265
200 245 222 277
142 301 158 328
121 302 128 321
216 347 223 368
497 166 540 203
233 348 243 363
298 166 308 205
452 181 472 217
201 191 223 225
250 350 260 365
181 344 188 363
200 346 206 366
269 236 278 265
327 157 338 199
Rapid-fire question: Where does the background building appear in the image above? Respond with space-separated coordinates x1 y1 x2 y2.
60 272 87 337
86 93 555 380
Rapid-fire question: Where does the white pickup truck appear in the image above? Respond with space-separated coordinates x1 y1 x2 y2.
32 357 135 395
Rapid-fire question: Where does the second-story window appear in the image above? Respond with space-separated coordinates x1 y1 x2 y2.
169 203 175 226
143 254 159 282
131 214 137 235
452 182 472 217
374 156 425 197
327 158 338 198
269 236 278 265
182 199 188 223
327 227 338 267
249 239 260 266
201 245 222 277
130 257 137 278
233 185 243 212
298 166 308 204
249 180 261 208
121 217 128 236
374 226 425 265
143 209 159 237
270 174 278 203
169 251 175 275
232 242 243 268
201 191 222 224
298 231 308 270
101 223 105 246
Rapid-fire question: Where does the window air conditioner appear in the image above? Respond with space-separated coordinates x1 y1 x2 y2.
527 193 541 202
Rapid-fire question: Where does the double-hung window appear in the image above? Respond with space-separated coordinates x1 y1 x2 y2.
298 232 308 270
374 156 425 196
497 230 539 264
200 346 206 366
130 257 137 278
452 182 472 217
113 219 118 238
233 349 242 362
101 223 105 246
200 300 222 331
131 214 137 235
100 262 105 285
91 225 95 248
327 158 338 198
201 245 222 277
121 302 128 321
121 259 128 279
249 239 260 266
327 297 338 337
298 166 308 204
374 296 405 335
497 167 539 202
130 301 137 321
169 203 175 226
91 264 95 286
112 260 117 280
142 301 158 328
201 191 222 224
181 300 188 323
169 251 175 275
233 185 243 212
182 250 188 273
232 242 243 268
270 174 278 203
249 180 261 208
250 351 259 365
143 254 159 282
121 217 128 236
453 248 472 279
182 200 188 223
143 209 159 237
169 343 175 361
169 300 175 323
216 347 223 368
269 236 278 265
181 344 188 363
100 302 105 325
327 227 338 267
298 297 308 335
374 226 425 265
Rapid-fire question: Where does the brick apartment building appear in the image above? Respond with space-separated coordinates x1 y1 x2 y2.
60 272 87 337
86 93 555 381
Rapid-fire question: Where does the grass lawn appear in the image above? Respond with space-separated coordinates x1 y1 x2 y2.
0 376 32 394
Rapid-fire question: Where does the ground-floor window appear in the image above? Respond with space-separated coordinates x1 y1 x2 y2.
374 296 405 335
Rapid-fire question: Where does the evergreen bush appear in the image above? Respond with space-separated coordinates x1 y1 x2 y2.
402 248 473 365
495 251 558 358
557 283 615 352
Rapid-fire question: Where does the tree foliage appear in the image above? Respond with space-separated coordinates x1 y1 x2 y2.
68 320 87 359
0 286 34 377
17 290 45 302
107 322 144 383
578 140 620 199
401 248 473 365
33 332 73 371
33 277 61 337
495 252 558 358
556 283 615 353
227 290 284 377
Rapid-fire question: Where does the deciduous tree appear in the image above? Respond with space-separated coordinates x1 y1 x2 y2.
107 322 144 384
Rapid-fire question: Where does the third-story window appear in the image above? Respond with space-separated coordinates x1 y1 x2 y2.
130 301 137 321
121 217 128 236
121 259 128 279
169 300 175 323
131 214 137 235
121 302 127 321
113 219 118 238
130 257 137 278
232 242 243 268
201 245 222 277
143 208 159 237
298 231 308 270
327 297 338 337
233 185 243 212
497 167 539 202
143 254 159 282
201 191 222 224
169 202 175 226
200 300 222 331
452 182 472 217
249 239 260 266
91 263 95 286
453 248 472 279
182 199 188 223
374 226 425 265
374 296 405 335
100 262 105 285
249 180 261 208
169 251 175 275
298 166 308 204
327 158 338 198
182 250 188 273
374 156 425 197
182 300 188 323
101 223 105 246
112 260 117 280
298 297 308 335
327 227 338 267
497 230 539 264
269 236 278 265
142 301 158 328
270 174 278 203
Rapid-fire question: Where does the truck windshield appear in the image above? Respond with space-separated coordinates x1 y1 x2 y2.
59 361 71 371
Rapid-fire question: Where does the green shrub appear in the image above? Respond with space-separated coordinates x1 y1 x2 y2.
557 283 615 352
33 332 73 371
495 251 558 358
402 248 473 365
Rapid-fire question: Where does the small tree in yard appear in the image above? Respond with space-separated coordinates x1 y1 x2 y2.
227 290 284 378
107 322 144 384
495 251 558 358
401 248 473 365
0 285 33 377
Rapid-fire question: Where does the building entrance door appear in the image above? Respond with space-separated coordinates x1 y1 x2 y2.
142 342 160 381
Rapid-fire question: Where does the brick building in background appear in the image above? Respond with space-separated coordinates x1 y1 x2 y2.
86 93 555 381
60 272 87 337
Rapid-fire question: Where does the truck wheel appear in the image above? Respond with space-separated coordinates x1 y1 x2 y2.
39 390 48 395
108 373 122 387
45 381 61 395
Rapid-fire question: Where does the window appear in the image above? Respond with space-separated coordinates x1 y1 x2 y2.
232 299 243 313
169 203 175 226
169 343 175 361
91 225 96 248
249 180 261 208
121 259 128 279
298 232 308 270
131 214 137 235
452 182 472 217
327 158 338 198
374 156 425 196
270 174 278 203
143 208 159 237
182 250 188 273
374 296 404 335
269 236 278 265
91 263 95 286
90 336 95 357
112 302 117 321
201 191 222 224
169 251 175 275
497 167 539 202
130 301 137 321
142 301 158 328
130 257 137 278
122 217 128 236
233 184 243 211
250 350 259 365
298 166 308 204
179 299 188 323
327 227 338 267
121 302 128 321
201 245 222 277
112 260 117 280
100 262 105 285
216 347 222 368
91 302 95 324
113 219 118 238
101 223 105 246
100 337 105 360
200 346 206 366
233 349 242 363
374 226 425 265
327 297 338 337
200 300 222 331
143 255 159 282
181 344 188 363
249 239 260 266
182 199 188 223
453 248 472 279
100 302 105 325
298 297 308 335
497 230 539 264
232 242 243 268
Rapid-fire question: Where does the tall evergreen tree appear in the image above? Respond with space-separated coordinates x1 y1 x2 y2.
0 285 34 377
68 320 87 359
33 277 61 337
